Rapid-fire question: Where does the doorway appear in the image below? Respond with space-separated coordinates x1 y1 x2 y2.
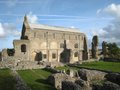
35 51 42 61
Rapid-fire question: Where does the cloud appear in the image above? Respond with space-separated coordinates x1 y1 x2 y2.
103 3 120 18
70 26 75 28
96 3 120 46
97 3 120 18
96 9 101 14
0 22 20 38
0 23 5 37
27 12 38 23
91 28 108 37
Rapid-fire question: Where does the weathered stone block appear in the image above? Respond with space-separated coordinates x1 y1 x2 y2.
102 81 120 90
47 73 76 89
62 81 82 90
78 69 107 81
105 73 120 85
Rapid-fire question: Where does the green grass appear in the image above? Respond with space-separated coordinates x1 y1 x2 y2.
0 68 16 90
55 65 79 71
0 61 119 90
56 61 120 72
17 69 56 90
78 61 120 72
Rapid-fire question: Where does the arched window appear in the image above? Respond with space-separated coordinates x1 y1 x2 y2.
75 36 77 40
24 36 28 39
82 36 84 40
74 43 78 48
52 53 56 59
74 52 78 57
69 35 70 39
21 44 26 53
44 33 46 38
43 54 47 59
53 33 55 39
34 32 36 37
60 43 64 48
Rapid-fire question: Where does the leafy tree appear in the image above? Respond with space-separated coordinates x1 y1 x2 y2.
107 43 120 59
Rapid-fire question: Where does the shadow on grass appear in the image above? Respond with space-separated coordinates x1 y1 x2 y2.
42 68 58 74
30 83 56 90
35 79 56 90
35 79 49 85
0 76 16 90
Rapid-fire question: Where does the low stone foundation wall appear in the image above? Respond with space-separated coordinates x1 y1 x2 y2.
11 69 31 90
103 58 120 62
62 81 82 90
0 60 45 70
44 67 60 73
14 61 45 70
0 59 15 69
78 69 107 81
105 73 120 85
0 60 65 70
47 68 120 90
48 73 76 89
92 81 120 90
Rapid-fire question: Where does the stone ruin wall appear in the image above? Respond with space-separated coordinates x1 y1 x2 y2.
13 28 89 63
47 68 120 90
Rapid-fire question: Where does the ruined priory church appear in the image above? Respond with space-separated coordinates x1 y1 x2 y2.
12 16 89 63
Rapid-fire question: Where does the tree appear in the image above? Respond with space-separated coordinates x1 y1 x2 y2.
107 43 120 59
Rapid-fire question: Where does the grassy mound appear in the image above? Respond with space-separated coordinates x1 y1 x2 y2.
17 69 56 90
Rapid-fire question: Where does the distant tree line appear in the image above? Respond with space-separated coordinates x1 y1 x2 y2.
102 42 120 61
107 43 120 59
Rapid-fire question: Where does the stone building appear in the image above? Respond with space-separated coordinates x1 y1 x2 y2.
7 16 89 63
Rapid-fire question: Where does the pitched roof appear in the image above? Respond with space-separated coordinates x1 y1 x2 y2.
23 15 81 33
29 23 81 33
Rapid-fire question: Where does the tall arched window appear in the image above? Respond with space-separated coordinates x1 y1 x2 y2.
44 33 46 38
60 43 64 48
52 53 56 59
74 43 78 48
75 36 77 40
53 33 55 39
21 44 26 53
74 52 78 57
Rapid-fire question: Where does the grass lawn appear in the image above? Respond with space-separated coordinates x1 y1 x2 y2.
0 68 16 90
0 61 119 90
56 61 120 72
78 61 120 72
17 69 56 90
55 65 79 71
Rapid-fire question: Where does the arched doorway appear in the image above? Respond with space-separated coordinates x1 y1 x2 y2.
60 49 71 63
35 51 42 63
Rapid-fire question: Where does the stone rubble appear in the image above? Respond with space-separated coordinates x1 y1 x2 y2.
47 68 120 90
11 69 31 90
78 69 107 81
